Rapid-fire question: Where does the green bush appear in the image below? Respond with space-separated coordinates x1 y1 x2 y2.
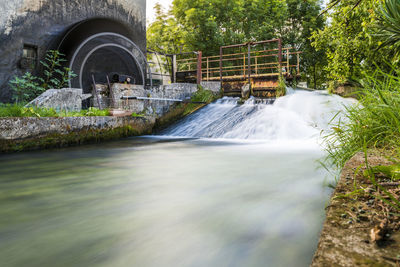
10 73 45 103
8 50 77 103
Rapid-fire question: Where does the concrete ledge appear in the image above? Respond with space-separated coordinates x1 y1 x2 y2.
0 116 155 140
0 116 156 153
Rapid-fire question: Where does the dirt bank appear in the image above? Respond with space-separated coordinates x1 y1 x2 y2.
312 151 400 266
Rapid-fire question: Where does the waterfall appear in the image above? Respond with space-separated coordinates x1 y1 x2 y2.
162 89 356 142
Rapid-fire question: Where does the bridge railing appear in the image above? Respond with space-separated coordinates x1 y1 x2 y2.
173 38 301 84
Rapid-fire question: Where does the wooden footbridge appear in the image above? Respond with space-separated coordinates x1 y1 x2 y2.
172 39 301 98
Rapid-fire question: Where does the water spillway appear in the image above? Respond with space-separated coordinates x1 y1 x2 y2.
163 90 353 141
0 90 355 267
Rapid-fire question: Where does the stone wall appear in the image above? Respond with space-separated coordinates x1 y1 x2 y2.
95 83 199 116
0 0 146 102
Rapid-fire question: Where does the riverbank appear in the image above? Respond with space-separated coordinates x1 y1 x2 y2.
312 151 400 266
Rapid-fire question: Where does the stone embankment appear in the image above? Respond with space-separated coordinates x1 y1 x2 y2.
0 82 221 153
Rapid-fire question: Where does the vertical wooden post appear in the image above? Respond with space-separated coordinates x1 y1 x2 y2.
278 38 282 76
297 53 300 75
197 51 202 84
247 42 251 85
243 53 246 78
286 48 289 76
172 54 177 83
219 47 223 85
255 56 258 75
206 57 209 81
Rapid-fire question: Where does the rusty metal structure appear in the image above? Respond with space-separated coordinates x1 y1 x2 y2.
174 38 301 98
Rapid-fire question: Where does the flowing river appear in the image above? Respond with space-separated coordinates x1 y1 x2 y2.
0 90 355 267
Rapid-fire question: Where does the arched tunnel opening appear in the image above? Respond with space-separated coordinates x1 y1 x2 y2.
81 45 141 90
56 18 147 94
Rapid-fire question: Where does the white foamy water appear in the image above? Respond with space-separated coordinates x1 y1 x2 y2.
163 89 356 143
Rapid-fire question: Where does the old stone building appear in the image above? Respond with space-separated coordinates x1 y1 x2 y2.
0 0 147 102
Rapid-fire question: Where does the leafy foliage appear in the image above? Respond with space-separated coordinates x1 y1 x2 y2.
170 0 287 55
375 0 400 54
180 87 219 116
78 108 110 117
147 3 186 54
284 0 327 89
311 0 400 84
9 73 45 103
8 50 77 103
39 50 77 90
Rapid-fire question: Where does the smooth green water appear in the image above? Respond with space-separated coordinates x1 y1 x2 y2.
0 137 331 267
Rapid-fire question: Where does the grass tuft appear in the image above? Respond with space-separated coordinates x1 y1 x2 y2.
324 65 400 168
0 104 110 118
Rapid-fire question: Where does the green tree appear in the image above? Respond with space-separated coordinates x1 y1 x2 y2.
282 0 326 89
311 0 393 83
147 3 186 54
171 0 287 55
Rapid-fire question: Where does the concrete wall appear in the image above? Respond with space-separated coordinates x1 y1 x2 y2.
0 0 146 102
27 83 206 118
201 81 221 94
0 116 154 141
94 83 199 116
